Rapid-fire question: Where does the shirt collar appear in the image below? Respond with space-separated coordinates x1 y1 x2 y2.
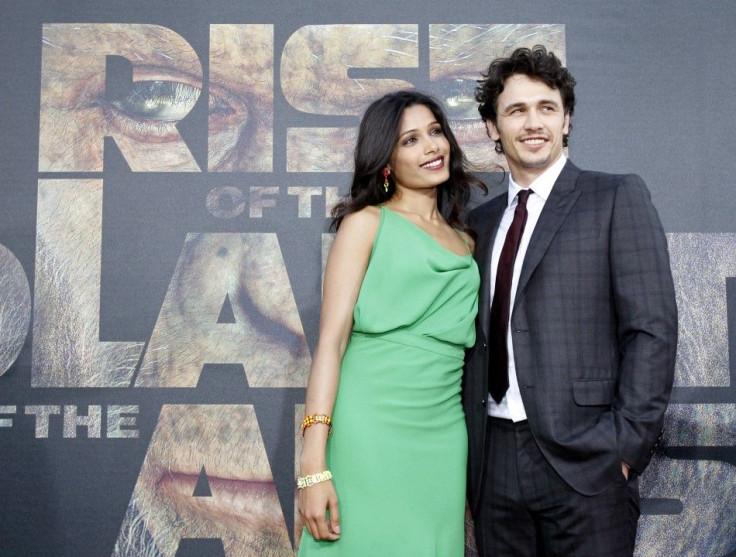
507 154 567 206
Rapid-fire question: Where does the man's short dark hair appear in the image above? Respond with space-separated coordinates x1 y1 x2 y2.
476 45 576 149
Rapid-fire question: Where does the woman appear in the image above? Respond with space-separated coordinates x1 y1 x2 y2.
297 90 485 555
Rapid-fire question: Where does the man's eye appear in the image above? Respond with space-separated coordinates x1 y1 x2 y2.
433 78 478 120
110 80 200 122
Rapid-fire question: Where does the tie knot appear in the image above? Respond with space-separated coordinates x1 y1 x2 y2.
517 188 532 207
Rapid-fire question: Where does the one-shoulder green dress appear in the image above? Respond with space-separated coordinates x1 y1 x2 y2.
298 206 479 556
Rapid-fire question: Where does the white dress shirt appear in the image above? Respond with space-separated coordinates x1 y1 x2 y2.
488 154 567 421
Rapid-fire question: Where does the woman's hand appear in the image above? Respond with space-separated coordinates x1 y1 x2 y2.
298 480 341 541
296 208 378 544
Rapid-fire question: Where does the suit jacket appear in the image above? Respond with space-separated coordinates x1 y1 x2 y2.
463 160 678 514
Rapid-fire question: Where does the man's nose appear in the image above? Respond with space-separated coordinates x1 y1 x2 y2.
524 109 542 129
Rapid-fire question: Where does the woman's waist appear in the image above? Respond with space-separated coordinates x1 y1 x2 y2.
349 329 467 360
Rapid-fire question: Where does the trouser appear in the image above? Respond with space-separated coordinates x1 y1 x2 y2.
475 417 639 557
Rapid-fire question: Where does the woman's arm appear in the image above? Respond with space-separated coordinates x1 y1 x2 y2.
298 207 380 542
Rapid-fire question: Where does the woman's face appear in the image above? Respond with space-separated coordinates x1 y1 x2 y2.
388 104 451 193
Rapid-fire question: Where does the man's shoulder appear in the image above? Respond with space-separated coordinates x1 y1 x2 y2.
574 165 647 191
468 191 506 223
564 168 649 204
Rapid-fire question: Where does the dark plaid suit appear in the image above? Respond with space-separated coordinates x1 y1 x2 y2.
463 160 678 555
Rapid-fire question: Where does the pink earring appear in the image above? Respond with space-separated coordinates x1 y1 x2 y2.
383 169 390 193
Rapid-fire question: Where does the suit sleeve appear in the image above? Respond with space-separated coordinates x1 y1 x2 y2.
610 174 678 475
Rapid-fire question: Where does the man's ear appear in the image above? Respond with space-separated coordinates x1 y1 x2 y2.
485 120 500 141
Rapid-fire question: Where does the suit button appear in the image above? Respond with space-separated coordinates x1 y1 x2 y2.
480 398 486 407
482 342 487 348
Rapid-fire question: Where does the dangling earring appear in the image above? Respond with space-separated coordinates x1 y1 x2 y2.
383 169 390 193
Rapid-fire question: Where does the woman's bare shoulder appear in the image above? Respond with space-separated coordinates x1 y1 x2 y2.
338 205 381 235
458 229 476 254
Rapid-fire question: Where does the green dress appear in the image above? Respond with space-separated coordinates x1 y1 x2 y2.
299 206 479 556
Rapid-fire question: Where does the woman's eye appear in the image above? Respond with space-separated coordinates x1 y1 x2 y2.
110 80 201 122
433 78 478 121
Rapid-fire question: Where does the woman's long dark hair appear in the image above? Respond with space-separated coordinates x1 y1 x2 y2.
331 90 486 236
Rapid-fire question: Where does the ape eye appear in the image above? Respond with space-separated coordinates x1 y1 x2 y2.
433 78 478 121
110 80 200 122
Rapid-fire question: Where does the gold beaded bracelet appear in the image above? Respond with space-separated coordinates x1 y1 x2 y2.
297 470 333 489
300 413 332 437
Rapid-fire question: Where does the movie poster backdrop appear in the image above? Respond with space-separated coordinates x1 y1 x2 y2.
0 1 734 555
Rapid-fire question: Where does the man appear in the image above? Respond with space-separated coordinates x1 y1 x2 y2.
464 45 678 556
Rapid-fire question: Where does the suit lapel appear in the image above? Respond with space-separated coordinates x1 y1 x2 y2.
514 161 582 308
475 196 507 341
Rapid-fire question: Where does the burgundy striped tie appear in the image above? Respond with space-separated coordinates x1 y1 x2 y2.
489 188 531 404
